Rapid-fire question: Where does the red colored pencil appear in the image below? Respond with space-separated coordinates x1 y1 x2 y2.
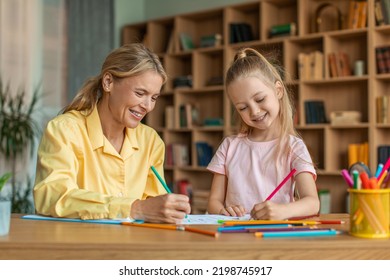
266 169 297 201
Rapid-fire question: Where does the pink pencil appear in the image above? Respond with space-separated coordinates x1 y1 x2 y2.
265 168 297 201
378 157 390 184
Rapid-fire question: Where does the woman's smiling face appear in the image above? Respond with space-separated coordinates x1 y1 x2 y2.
104 70 163 128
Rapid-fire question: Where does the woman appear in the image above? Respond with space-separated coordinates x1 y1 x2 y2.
34 43 190 223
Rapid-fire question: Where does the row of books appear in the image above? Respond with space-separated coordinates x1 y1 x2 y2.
229 23 253 43
348 142 369 167
376 96 390 124
195 142 213 167
165 143 190 166
378 145 390 165
347 0 368 29
304 100 327 124
297 51 324 80
375 46 390 74
179 103 200 128
328 52 352 77
375 0 390 25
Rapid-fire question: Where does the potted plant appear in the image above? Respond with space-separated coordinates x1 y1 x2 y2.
0 79 41 213
0 172 12 235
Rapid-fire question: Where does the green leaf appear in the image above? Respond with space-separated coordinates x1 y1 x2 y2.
0 172 12 192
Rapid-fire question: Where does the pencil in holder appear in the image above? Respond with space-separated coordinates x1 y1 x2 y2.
348 189 390 238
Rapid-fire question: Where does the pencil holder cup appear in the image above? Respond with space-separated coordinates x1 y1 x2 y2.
348 189 390 238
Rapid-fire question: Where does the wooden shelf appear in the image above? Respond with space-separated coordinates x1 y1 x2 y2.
122 0 388 214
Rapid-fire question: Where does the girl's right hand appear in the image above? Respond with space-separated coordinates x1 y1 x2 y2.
220 205 246 217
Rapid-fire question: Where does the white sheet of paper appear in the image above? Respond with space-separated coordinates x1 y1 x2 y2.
179 214 251 225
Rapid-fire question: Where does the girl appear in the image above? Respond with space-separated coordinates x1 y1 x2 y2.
207 48 319 220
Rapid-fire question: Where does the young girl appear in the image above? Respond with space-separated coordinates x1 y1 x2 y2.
207 48 319 220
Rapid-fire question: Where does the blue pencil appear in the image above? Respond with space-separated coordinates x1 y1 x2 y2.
150 166 171 194
255 229 338 238
218 224 290 232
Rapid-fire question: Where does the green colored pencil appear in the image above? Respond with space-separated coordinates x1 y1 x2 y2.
151 166 171 194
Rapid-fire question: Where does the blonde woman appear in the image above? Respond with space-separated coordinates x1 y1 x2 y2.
34 44 190 223
207 48 319 220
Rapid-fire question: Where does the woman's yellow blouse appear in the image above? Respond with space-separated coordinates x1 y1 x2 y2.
33 107 166 219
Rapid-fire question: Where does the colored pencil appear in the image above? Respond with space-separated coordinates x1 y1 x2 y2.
182 226 219 237
266 168 296 201
223 220 319 226
247 226 325 233
341 169 354 188
218 224 290 232
122 222 218 237
121 222 179 230
151 165 171 194
255 229 338 238
378 157 390 183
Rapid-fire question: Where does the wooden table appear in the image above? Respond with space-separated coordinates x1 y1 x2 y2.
1 213 390 260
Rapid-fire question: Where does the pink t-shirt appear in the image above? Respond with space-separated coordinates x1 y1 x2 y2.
207 134 316 213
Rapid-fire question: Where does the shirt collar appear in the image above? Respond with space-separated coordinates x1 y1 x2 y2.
86 106 104 150
86 106 140 158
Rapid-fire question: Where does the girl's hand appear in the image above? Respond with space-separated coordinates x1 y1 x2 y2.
220 205 246 217
131 194 191 224
250 201 287 220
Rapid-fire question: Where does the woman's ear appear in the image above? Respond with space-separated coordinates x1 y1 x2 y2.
102 73 113 92
275 81 284 99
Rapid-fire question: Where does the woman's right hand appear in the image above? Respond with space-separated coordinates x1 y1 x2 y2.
130 194 191 224
219 205 246 217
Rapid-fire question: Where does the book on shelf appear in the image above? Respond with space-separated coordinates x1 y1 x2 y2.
173 75 193 88
375 1 386 25
348 142 369 167
327 52 352 77
348 1 368 29
375 46 390 74
378 145 390 165
200 33 222 48
165 106 175 129
379 0 390 25
298 51 324 80
376 96 390 124
269 22 297 38
304 100 327 124
166 143 190 166
179 33 194 51
195 142 213 167
328 52 339 78
179 103 199 128
229 23 253 43
338 52 352 76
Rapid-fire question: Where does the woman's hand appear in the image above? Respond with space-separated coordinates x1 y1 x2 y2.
130 194 191 223
219 205 246 217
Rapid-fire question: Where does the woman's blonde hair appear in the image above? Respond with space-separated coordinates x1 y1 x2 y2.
225 47 298 166
63 43 167 114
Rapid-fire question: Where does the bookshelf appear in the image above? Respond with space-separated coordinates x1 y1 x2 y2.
121 0 390 214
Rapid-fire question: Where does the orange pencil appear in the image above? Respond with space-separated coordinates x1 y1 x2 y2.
121 222 179 230
182 226 219 237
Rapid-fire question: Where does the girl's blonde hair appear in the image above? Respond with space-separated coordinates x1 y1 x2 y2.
225 47 299 166
63 43 167 114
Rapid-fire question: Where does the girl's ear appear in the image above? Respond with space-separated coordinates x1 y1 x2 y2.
275 81 284 99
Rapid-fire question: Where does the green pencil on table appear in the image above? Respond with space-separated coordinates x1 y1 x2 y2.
150 165 171 194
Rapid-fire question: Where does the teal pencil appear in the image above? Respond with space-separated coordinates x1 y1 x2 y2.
151 166 171 194
255 229 338 238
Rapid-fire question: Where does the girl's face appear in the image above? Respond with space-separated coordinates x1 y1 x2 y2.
227 75 283 140
103 70 163 128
